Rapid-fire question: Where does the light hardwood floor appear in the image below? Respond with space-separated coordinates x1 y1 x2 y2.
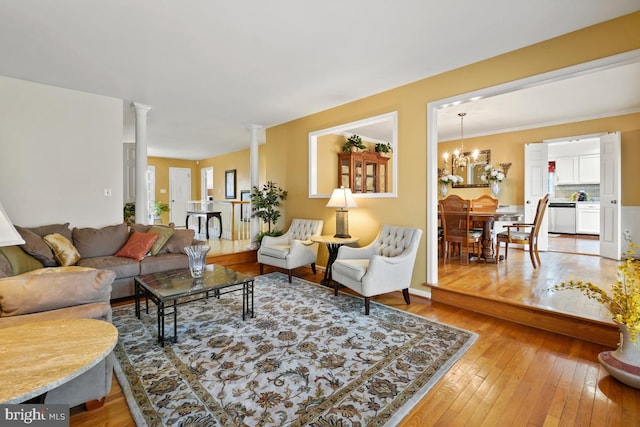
70 239 640 427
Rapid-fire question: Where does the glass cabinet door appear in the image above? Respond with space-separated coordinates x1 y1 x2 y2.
340 157 350 188
365 163 377 192
354 159 363 192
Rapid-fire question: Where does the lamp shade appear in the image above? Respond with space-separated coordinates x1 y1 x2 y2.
326 187 357 209
0 202 24 247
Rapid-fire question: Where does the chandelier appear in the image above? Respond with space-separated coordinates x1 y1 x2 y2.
443 112 478 169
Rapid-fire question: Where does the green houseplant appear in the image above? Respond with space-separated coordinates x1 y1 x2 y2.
152 201 170 218
342 134 366 152
250 181 288 243
123 202 136 225
374 142 392 154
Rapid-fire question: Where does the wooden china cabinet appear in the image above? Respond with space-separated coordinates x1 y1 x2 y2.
338 151 389 193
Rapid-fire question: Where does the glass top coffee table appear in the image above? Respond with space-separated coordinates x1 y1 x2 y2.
134 264 254 346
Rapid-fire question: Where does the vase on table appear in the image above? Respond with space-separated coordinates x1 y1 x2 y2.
490 181 500 197
440 183 449 198
185 245 210 278
598 324 640 389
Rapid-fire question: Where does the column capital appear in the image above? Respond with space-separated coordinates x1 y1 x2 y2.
131 102 152 112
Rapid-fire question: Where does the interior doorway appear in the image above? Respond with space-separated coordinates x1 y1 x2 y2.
169 167 191 227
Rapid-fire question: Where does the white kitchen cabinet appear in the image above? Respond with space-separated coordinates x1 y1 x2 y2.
576 203 600 235
554 156 578 184
578 154 600 183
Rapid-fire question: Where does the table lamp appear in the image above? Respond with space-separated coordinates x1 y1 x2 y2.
326 187 357 238
0 202 25 247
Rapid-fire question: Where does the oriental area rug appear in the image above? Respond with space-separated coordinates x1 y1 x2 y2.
112 272 477 426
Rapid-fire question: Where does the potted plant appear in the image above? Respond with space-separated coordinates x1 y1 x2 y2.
123 202 136 225
250 181 288 244
152 201 170 223
374 142 393 156
548 242 640 388
342 134 366 152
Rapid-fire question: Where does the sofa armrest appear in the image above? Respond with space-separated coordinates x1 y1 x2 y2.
0 267 115 317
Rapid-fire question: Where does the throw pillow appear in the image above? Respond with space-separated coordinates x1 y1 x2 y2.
43 233 81 266
115 231 159 261
72 223 129 258
15 225 57 266
130 223 175 234
148 225 175 256
0 246 44 275
162 229 196 254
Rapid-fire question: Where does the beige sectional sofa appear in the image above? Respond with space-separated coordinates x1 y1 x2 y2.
0 221 201 408
0 222 200 299
0 266 116 407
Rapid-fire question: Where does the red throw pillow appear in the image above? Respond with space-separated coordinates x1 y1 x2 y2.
115 231 159 261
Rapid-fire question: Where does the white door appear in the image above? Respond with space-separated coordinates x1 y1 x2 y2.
169 167 191 227
201 167 214 200
599 132 621 260
524 142 549 251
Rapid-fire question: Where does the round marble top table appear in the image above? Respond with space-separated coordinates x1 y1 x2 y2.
0 318 118 404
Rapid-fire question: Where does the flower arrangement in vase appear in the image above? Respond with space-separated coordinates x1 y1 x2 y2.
438 172 463 197
548 242 640 388
479 164 505 196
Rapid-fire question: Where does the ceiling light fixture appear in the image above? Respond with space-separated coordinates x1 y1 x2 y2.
443 112 478 170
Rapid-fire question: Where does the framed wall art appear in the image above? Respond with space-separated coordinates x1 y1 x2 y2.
225 169 236 199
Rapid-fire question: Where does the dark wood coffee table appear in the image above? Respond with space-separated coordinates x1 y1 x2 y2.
134 265 254 346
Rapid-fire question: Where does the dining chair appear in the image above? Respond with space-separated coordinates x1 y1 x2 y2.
439 195 482 264
495 194 549 268
470 194 499 253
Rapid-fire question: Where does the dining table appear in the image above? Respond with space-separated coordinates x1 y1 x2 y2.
440 210 521 263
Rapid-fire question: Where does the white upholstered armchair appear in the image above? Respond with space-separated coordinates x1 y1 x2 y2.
331 224 422 315
258 218 324 282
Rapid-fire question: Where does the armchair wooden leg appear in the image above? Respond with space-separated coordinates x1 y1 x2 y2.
364 297 371 315
333 281 339 296
402 288 411 305
287 270 292 283
259 263 264 275
311 263 316 274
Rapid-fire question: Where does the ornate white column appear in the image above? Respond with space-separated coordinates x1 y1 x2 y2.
248 125 262 249
132 102 152 224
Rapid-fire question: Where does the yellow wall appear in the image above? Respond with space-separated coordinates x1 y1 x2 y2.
148 157 199 224
264 12 640 289
150 145 267 226
437 112 640 204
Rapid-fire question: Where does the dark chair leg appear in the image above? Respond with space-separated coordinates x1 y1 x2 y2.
402 288 411 305
334 281 339 296
287 270 292 283
364 297 371 315
311 263 316 274
259 263 264 274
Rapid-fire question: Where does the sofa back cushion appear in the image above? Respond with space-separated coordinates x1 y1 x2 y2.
161 229 196 254
22 223 72 241
0 266 115 317
72 223 129 258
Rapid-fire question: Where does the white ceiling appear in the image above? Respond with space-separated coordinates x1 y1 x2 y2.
1 1 638 159
437 59 640 141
